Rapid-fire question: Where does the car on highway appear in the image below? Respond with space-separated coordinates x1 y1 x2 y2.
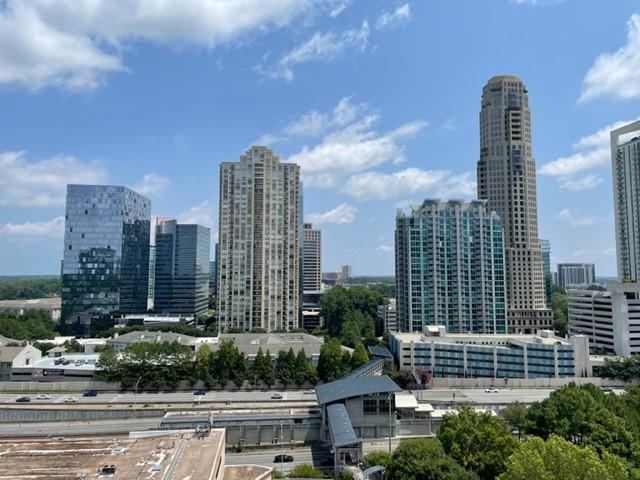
35 394 52 400
484 388 499 393
15 396 31 403
82 390 98 397
271 393 283 399
193 389 206 396
63 396 78 403
273 454 294 463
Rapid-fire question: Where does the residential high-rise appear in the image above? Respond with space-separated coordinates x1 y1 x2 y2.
557 263 596 289
611 121 640 282
147 245 156 310
217 146 302 332
395 199 506 334
154 218 210 317
61 185 151 324
477 75 551 333
540 239 552 304
303 223 322 293
341 264 352 281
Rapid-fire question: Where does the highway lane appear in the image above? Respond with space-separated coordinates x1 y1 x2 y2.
0 418 162 436
0 389 317 405
412 388 559 405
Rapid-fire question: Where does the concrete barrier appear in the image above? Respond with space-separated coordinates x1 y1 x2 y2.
428 376 627 389
0 407 165 423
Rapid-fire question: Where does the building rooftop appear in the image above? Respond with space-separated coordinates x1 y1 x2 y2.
367 345 394 360
0 430 225 480
327 403 361 448
0 297 61 310
391 328 572 346
0 346 29 362
315 375 401 406
107 330 197 345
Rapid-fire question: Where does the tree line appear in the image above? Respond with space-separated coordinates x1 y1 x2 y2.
365 383 640 479
0 310 58 340
96 337 370 391
0 276 60 300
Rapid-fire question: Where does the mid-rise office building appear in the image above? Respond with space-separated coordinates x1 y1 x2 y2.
147 245 156 310
477 75 551 333
389 327 590 379
377 299 397 332
217 146 301 332
61 185 151 324
568 282 640 356
341 265 352 281
154 218 210 317
303 223 322 292
557 263 596 289
611 121 640 282
395 199 506 334
322 272 342 286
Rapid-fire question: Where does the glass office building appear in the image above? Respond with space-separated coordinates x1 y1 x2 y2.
395 199 506 334
61 185 151 323
389 328 588 379
154 218 210 316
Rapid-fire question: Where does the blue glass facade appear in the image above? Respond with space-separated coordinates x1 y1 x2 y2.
61 185 151 322
395 199 506 334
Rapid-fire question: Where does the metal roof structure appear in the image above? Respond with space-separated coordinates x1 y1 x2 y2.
327 403 361 448
340 358 385 380
315 375 401 406
367 345 393 360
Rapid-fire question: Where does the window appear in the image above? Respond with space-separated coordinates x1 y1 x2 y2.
364 399 378 415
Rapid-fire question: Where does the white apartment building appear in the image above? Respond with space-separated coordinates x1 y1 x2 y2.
557 263 596 289
377 299 397 332
303 223 321 292
568 282 640 356
217 146 302 332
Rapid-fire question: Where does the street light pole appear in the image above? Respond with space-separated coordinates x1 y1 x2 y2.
280 423 284 475
134 376 142 418
388 391 392 455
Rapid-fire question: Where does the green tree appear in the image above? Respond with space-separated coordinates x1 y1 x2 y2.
498 435 630 480
363 450 392 469
351 342 369 369
287 463 323 479
437 407 517 480
275 349 297 386
293 348 316 385
387 438 477 480
317 338 346 382
211 341 244 386
195 344 214 387
502 402 528 441
320 285 351 337
551 291 568 337
96 346 120 382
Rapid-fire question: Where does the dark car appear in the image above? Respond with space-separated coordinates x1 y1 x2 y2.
82 390 98 397
193 389 207 396
15 396 31 403
274 455 294 463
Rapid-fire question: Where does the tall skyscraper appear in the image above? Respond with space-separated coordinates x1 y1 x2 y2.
154 218 210 316
557 263 596 289
395 199 506 334
217 146 302 332
477 75 551 333
303 223 321 292
61 185 151 323
540 239 552 304
611 121 640 282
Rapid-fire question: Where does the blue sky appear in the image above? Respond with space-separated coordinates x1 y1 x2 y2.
1 0 640 276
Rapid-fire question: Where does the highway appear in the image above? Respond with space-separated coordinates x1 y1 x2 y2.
0 418 162 436
413 388 559 405
0 389 317 405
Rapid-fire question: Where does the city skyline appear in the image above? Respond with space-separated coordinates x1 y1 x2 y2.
1 1 640 277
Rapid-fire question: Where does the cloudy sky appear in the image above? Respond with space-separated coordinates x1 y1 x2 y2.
1 0 639 276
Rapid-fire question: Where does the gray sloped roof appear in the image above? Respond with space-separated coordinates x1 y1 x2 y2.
367 345 393 360
315 375 401 406
327 403 361 448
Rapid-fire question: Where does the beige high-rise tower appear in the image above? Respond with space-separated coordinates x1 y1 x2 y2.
477 75 551 333
217 146 301 332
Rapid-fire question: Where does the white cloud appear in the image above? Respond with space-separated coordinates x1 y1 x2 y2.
0 151 106 207
376 244 393 252
344 168 475 201
0 216 65 239
131 173 171 196
0 0 319 91
580 13 640 101
328 0 352 17
259 20 369 81
510 0 562 6
557 208 598 227
178 199 215 227
376 3 411 30
539 117 640 189
283 97 363 137
305 203 356 224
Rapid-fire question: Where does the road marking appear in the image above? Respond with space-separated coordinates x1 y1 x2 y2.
110 394 121 403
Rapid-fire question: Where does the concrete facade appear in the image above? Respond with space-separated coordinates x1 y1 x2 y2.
557 263 596 289
477 75 551 333
217 146 302 332
377 299 397 332
303 223 321 293
568 282 640 356
0 345 41 381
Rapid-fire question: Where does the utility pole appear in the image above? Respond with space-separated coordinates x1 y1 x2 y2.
134 376 142 418
280 423 284 475
388 391 392 455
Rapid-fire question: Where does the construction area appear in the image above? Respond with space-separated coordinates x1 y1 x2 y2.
0 429 226 480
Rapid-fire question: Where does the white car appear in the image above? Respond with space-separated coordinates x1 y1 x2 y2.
270 393 283 399
63 396 78 403
484 388 499 393
36 394 52 400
